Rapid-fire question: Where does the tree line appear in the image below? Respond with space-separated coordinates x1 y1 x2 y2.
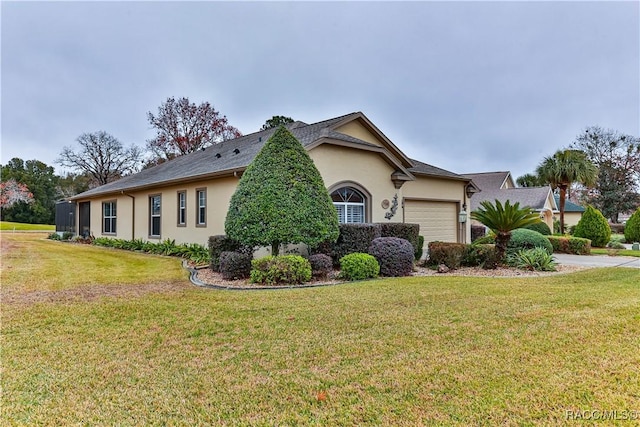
1 96 292 224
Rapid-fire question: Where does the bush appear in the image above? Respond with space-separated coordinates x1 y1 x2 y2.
209 235 247 272
323 223 382 265
507 247 557 271
367 237 414 277
573 205 611 247
607 241 626 250
427 242 468 270
507 229 553 255
47 232 62 240
624 208 640 243
250 255 312 285
308 253 333 279
524 222 551 235
463 244 499 269
471 225 487 242
415 235 425 260
473 234 495 245
377 223 420 259
219 251 252 280
547 236 591 255
339 253 379 281
62 231 74 240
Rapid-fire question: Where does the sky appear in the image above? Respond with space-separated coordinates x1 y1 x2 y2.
2 1 639 181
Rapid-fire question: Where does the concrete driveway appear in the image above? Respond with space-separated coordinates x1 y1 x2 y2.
554 253 640 269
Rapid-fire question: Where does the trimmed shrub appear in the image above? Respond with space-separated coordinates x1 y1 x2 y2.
463 244 499 270
209 235 247 272
415 235 425 260
524 222 551 236
339 253 379 281
624 208 640 243
325 223 382 265
547 236 591 255
368 237 414 277
308 253 333 279
573 206 611 247
471 225 487 242
48 232 62 240
507 229 553 255
250 255 312 285
507 247 557 272
377 223 420 258
427 242 468 270
219 251 252 280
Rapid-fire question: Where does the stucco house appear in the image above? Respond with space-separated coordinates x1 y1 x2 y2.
461 171 558 230
553 195 585 228
69 112 478 253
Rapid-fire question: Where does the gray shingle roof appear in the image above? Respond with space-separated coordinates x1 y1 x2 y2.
72 112 468 199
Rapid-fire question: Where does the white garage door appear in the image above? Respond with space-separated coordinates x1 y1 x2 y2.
404 200 458 248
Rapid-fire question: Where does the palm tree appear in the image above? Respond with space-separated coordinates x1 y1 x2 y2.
471 199 542 263
536 149 598 234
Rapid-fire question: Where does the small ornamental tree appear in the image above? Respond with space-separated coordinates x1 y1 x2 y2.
624 208 640 243
573 205 611 247
225 126 339 255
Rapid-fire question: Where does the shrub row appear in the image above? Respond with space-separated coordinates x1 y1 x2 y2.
547 236 591 255
427 242 500 270
91 237 210 264
250 255 312 285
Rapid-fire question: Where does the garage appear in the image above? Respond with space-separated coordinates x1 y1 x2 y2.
403 199 459 249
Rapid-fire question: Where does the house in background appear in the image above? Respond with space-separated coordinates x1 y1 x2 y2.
69 112 478 253
553 195 585 229
461 171 557 231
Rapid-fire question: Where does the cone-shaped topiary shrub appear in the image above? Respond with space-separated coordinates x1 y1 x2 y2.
225 126 339 256
573 205 611 247
368 237 414 277
624 208 640 243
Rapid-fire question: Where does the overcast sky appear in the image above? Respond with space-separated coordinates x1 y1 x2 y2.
2 1 638 181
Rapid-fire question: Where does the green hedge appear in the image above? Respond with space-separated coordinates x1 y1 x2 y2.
427 242 468 270
339 253 380 281
546 236 591 255
250 255 312 285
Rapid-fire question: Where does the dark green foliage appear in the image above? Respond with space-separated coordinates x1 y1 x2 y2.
524 222 551 235
367 237 414 277
47 232 62 241
208 235 247 272
62 231 74 241
415 235 425 260
308 254 333 279
463 244 499 270
546 236 591 254
624 208 640 243
377 223 420 258
91 237 211 264
507 229 553 255
427 242 468 270
250 255 312 285
225 126 339 256
471 225 487 242
261 115 294 130
573 205 611 247
473 234 495 245
320 223 382 265
339 253 379 281
507 248 557 271
220 251 252 280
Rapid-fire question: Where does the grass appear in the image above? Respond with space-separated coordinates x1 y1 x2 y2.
2 233 639 425
1 221 55 231
591 248 640 257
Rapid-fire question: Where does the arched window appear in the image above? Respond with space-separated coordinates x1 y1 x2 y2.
331 187 366 223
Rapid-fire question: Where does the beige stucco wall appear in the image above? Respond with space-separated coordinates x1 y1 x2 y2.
334 121 383 147
562 212 583 228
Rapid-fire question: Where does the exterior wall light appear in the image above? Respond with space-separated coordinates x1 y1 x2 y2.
459 205 468 223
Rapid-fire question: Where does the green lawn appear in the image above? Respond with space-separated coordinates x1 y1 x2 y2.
591 248 640 257
0 221 55 231
2 233 639 425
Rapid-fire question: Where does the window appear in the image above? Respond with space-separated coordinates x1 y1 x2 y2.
331 187 366 223
149 195 161 237
102 201 116 234
196 188 207 226
177 191 186 226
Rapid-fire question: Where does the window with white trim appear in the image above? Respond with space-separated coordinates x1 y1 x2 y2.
177 191 186 226
196 188 206 226
331 187 366 224
149 195 161 237
102 201 116 234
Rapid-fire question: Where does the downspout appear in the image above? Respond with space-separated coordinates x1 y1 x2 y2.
123 192 135 239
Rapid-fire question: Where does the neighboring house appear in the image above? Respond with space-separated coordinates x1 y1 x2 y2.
69 112 478 253
554 195 585 228
461 171 558 231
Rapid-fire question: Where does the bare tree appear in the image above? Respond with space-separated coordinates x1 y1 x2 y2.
57 131 143 187
146 97 242 163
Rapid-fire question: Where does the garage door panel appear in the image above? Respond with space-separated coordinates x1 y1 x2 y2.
404 200 457 247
